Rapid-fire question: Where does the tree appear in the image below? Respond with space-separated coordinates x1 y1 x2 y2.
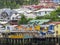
18 15 27 25
48 7 60 21
0 0 39 8
18 14 33 25
27 18 33 22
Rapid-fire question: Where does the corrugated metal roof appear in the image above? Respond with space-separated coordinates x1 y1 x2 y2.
29 19 50 24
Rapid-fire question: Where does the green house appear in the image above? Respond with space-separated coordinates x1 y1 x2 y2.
28 19 50 25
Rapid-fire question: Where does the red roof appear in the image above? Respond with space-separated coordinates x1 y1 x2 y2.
32 5 44 9
49 22 60 25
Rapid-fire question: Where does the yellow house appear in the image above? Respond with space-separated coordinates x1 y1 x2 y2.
34 25 40 31
50 22 60 37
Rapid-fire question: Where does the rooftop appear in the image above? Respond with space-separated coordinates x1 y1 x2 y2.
35 8 55 12
29 19 50 25
49 22 60 25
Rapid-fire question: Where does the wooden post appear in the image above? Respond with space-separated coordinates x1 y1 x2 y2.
23 38 24 45
56 31 59 45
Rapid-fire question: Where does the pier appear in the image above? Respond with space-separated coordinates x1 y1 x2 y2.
0 37 60 45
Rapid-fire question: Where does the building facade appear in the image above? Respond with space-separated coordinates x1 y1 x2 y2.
40 0 60 3
48 22 60 37
34 8 55 16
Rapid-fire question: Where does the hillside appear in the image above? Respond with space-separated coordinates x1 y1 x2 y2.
0 0 39 9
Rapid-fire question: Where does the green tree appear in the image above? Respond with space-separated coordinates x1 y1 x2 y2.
35 16 44 19
18 14 33 25
0 0 40 8
18 14 27 25
27 18 33 22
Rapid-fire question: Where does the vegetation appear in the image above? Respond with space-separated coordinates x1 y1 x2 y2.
0 0 39 9
18 7 60 24
35 7 60 21
18 14 33 25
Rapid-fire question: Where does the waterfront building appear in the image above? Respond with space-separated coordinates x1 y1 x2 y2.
10 13 21 25
14 25 40 31
0 22 8 33
40 25 49 36
49 22 60 37
0 25 17 33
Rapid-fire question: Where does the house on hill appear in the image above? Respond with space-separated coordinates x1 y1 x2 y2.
34 8 55 16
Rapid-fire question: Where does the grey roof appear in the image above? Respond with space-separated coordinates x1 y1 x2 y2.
1 9 17 16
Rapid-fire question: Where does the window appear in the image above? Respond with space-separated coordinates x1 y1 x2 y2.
16 28 18 30
38 12 41 15
1 18 3 19
12 17 14 20
56 31 58 34
56 25 58 28
8 18 10 19
45 11 47 14
7 27 10 30
49 25 54 30
15 13 17 15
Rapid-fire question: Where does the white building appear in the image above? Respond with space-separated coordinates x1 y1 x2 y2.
13 8 32 14
0 24 17 33
34 8 55 16
0 8 17 21
10 13 21 20
13 8 36 18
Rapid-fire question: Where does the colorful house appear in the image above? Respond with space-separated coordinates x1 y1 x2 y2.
40 25 49 31
34 25 40 31
49 22 60 37
28 19 50 32
15 25 40 31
